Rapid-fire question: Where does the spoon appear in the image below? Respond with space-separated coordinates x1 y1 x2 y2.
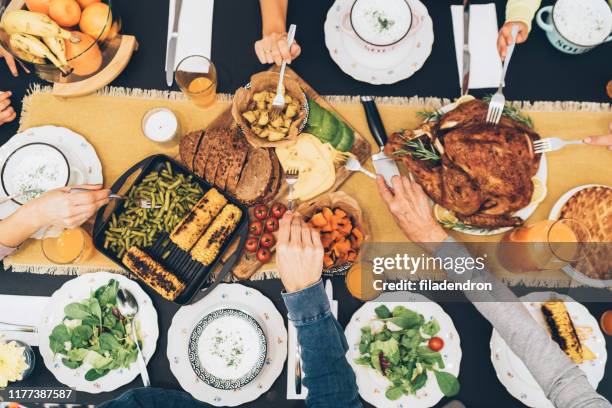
344 157 376 179
117 288 151 387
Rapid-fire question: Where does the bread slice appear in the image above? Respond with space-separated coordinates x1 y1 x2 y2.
179 130 204 171
213 131 234 190
193 131 213 179
203 129 229 185
224 131 250 194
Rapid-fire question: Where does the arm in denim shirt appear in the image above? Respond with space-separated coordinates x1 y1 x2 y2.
282 280 362 408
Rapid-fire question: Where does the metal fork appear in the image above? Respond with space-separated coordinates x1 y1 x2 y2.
533 137 584 154
69 188 161 209
272 24 297 111
285 167 299 211
486 24 519 125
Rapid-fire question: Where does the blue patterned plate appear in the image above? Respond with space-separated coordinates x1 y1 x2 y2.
188 308 267 390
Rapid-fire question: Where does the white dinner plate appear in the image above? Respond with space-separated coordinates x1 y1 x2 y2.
324 0 434 85
0 126 103 238
38 272 159 393
490 292 607 408
548 184 612 288
345 292 462 408
167 283 287 407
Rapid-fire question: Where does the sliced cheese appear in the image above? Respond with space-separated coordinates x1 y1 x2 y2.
276 134 336 200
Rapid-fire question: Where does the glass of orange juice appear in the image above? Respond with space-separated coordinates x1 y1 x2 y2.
41 227 92 264
498 219 590 273
175 55 217 109
345 262 383 301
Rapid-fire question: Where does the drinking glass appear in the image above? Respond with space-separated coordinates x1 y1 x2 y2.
175 55 217 109
41 227 90 264
498 219 591 273
345 262 383 301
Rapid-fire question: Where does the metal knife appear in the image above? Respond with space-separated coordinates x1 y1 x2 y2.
165 0 183 87
295 342 302 395
0 322 38 333
360 96 400 187
461 0 471 95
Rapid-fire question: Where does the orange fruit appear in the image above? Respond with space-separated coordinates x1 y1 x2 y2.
25 0 51 14
49 0 81 27
79 2 112 41
76 0 100 8
65 31 102 76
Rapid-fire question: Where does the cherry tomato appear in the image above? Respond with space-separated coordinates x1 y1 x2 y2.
249 220 263 236
428 337 444 352
271 202 287 219
260 232 275 248
264 217 279 232
256 248 272 263
253 205 268 220
245 237 259 253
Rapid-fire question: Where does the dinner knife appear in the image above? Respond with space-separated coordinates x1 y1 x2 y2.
461 0 471 95
360 96 400 187
165 0 183 87
0 322 37 333
325 279 333 304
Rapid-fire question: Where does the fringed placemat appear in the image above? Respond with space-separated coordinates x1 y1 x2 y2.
5 84 611 288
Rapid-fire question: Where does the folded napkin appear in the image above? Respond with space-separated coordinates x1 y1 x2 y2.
451 4 503 91
166 0 215 73
0 295 49 346
286 300 338 400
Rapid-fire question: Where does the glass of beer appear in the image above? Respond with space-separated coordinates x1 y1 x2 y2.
42 227 91 264
498 219 590 273
175 55 217 109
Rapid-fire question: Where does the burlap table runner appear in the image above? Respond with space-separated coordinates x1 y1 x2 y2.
5 85 611 286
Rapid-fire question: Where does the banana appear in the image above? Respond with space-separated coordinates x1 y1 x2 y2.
12 49 45 65
10 33 69 74
1 10 71 39
43 36 68 66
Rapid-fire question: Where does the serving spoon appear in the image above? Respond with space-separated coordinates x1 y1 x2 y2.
117 288 151 387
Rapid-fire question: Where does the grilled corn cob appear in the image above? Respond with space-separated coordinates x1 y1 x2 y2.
170 188 227 251
541 301 584 364
191 204 242 265
123 246 185 301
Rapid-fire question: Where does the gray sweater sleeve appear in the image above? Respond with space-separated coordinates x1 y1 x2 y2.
433 237 611 408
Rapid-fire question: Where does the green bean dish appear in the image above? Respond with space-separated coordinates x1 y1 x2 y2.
103 162 204 259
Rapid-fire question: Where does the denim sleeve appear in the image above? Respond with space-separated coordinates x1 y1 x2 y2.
282 280 362 408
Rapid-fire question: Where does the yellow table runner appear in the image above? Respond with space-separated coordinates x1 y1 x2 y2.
5 85 611 286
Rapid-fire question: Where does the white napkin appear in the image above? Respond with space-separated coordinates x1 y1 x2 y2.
165 0 215 73
286 300 338 400
0 295 49 346
451 4 503 90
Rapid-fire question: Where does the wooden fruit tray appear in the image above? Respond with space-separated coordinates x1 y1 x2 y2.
200 67 372 279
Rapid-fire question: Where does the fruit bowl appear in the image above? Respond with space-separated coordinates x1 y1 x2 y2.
0 0 135 95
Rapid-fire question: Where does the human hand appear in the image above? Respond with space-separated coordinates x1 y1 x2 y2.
0 91 16 126
254 32 301 65
276 211 324 293
377 175 448 252
584 122 612 150
497 21 529 60
0 45 18 77
23 185 111 229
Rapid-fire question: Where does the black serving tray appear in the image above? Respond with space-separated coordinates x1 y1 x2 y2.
92 154 249 305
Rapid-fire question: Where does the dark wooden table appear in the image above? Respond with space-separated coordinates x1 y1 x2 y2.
0 0 610 407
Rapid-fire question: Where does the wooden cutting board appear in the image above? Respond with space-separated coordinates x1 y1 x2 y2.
201 67 372 279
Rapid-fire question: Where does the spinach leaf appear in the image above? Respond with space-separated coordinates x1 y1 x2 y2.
412 372 428 391
64 303 92 320
434 371 460 397
67 348 89 362
354 356 371 366
71 325 93 348
375 305 391 319
389 309 422 329
62 358 82 369
385 386 404 401
95 280 118 307
50 324 71 342
85 368 110 381
88 299 102 321
99 332 121 352
50 338 66 354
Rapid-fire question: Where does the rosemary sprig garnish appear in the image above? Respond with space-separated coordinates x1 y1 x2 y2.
438 219 491 234
393 138 440 162
416 110 442 122
483 95 534 128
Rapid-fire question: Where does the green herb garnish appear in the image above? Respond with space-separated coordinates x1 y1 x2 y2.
482 95 534 128
393 138 441 162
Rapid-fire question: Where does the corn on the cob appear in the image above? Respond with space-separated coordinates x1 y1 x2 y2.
191 204 242 265
170 188 227 251
123 246 185 301
541 301 584 364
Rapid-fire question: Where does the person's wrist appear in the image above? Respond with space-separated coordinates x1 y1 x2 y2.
20 200 47 230
283 277 320 293
262 26 286 37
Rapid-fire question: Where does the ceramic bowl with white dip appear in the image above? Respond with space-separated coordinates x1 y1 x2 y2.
0 142 73 205
536 0 612 54
350 0 413 47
